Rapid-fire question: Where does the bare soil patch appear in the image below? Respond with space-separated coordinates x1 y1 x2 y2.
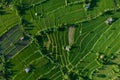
68 26 75 45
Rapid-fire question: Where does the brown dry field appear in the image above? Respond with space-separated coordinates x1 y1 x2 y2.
68 26 75 45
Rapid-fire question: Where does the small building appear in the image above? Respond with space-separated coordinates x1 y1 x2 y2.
35 13 38 16
24 67 31 73
65 46 70 51
20 36 24 41
105 17 113 25
85 4 90 10
100 55 104 59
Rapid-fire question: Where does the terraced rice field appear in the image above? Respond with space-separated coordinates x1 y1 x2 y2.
0 0 120 80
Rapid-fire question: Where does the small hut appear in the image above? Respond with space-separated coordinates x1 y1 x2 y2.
24 67 31 73
35 13 38 16
20 36 24 41
100 55 104 59
65 46 70 51
105 17 113 25
85 4 90 10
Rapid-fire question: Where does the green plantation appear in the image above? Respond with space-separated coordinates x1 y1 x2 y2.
0 0 120 80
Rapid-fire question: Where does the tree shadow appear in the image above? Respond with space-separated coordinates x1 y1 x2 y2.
0 6 9 15
71 45 79 50
5 0 12 5
57 27 66 31
97 74 106 78
113 0 117 7
89 0 100 10
69 71 79 80
4 61 15 69
21 19 32 26
85 0 89 4
117 8 120 12
68 24 78 28
15 3 30 16
0 10 7 15
104 61 117 65
22 19 35 30
0 47 2 51
35 35 44 44
2 61 18 79
112 17 119 23
102 11 114 16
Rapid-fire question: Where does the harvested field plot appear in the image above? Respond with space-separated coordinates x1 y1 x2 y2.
68 26 75 45
0 25 30 59
0 0 120 80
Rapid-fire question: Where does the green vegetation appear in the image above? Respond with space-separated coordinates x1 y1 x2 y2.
0 0 120 80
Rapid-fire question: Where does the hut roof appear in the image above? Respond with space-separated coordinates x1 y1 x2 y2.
25 67 31 73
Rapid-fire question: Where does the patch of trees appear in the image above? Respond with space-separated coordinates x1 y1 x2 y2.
113 0 118 10
85 0 89 4
0 55 12 80
35 34 50 56
21 19 35 31
0 0 12 6
15 3 30 16
0 6 6 15
39 23 71 34
68 71 79 80
35 35 54 62
97 52 117 65
96 74 106 78
88 0 100 10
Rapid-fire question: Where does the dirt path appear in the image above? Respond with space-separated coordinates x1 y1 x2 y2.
68 26 75 45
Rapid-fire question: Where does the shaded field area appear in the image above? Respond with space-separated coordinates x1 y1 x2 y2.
9 42 62 80
0 25 30 59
